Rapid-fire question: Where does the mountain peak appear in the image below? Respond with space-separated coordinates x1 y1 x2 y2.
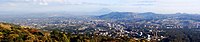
141 12 155 14
109 12 134 14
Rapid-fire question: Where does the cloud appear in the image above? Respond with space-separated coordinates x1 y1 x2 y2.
0 0 200 14
138 0 157 3
0 2 18 7
45 0 65 2
133 3 155 6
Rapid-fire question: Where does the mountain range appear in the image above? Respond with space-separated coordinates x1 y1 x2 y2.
96 12 200 21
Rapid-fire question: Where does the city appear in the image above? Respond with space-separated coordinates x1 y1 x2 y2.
1 0 200 42
1 12 200 42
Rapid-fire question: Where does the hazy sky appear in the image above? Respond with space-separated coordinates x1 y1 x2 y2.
0 0 200 14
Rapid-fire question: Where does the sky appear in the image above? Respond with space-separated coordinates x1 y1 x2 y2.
0 0 200 15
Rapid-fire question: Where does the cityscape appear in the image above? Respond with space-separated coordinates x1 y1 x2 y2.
1 12 200 42
1 0 200 42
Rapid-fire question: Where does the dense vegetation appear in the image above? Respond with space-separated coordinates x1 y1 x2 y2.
0 22 69 42
160 29 200 42
0 22 155 42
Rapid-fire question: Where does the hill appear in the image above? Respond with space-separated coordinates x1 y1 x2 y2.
98 12 134 19
0 22 156 42
0 22 71 42
97 12 200 21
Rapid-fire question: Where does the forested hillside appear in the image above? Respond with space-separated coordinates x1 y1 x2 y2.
0 22 70 42
0 22 155 42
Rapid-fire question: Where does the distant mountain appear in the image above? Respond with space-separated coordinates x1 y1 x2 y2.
97 12 165 20
97 12 200 21
97 12 135 19
95 8 113 15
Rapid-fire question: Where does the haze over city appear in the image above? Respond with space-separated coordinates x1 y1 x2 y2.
0 0 200 15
